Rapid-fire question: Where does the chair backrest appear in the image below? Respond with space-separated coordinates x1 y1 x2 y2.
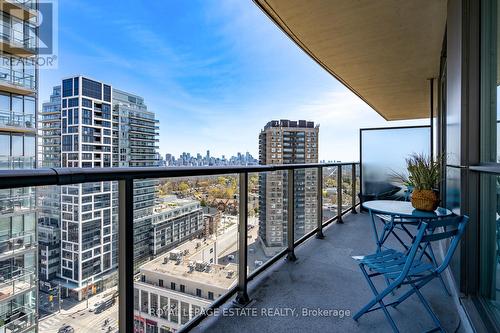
399 215 469 279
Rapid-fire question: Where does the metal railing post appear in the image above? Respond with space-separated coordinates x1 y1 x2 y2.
119 179 134 333
286 169 297 261
337 165 343 223
316 167 324 239
235 172 251 306
351 163 357 214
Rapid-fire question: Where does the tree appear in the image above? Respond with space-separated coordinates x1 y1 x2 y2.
178 182 190 193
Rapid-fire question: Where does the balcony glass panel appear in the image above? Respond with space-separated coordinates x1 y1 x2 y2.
248 171 287 274
133 176 239 332
294 168 318 241
35 183 119 333
322 166 338 222
360 126 431 200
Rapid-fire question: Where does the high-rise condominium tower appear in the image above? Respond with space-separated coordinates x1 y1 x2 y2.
39 78 160 299
58 76 116 300
112 89 159 265
0 1 39 330
258 120 319 255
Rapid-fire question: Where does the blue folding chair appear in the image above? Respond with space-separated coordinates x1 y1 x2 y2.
352 215 469 332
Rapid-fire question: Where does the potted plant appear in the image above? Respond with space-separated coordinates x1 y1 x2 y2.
393 153 442 211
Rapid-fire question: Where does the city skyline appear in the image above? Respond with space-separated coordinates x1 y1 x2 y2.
39 0 427 162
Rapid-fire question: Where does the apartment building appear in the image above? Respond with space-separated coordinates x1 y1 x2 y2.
134 239 237 332
0 1 38 331
38 85 61 284
112 89 160 265
149 197 204 257
258 120 319 255
57 76 116 300
39 78 162 299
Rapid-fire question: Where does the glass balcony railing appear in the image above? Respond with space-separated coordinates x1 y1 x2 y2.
5 0 36 11
0 162 359 332
0 268 35 300
0 156 36 169
0 231 36 259
0 111 34 130
0 69 35 91
0 20 36 52
0 304 36 333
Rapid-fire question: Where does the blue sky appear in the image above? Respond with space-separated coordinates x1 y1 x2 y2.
40 0 426 161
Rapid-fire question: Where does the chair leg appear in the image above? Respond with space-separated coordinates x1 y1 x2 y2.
426 244 451 296
392 276 433 308
353 264 399 333
411 283 444 332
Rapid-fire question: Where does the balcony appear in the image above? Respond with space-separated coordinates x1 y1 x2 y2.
0 0 37 21
0 304 36 333
0 161 467 332
0 71 35 95
0 111 35 133
0 20 36 57
0 268 35 301
0 231 36 260
191 212 459 333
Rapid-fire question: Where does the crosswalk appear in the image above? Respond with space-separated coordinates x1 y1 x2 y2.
38 316 62 332
38 312 118 333
94 316 118 332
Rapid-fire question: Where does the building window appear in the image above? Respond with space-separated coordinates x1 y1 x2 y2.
159 279 163 287
180 284 185 293
82 77 102 100
196 288 201 297
62 78 73 97
208 292 214 300
170 282 175 290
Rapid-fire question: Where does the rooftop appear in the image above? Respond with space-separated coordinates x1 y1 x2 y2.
140 237 238 290
154 196 201 214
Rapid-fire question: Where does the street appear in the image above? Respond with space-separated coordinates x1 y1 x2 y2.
38 288 118 333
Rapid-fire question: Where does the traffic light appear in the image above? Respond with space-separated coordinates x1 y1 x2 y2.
49 295 53 302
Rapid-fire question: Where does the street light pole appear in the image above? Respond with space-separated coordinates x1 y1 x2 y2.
86 279 89 309
58 283 61 313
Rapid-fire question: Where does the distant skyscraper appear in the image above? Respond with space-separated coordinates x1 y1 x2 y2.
258 120 319 255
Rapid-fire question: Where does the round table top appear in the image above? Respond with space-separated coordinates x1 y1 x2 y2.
362 200 452 218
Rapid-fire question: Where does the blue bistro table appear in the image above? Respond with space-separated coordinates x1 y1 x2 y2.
362 200 453 251
362 200 453 294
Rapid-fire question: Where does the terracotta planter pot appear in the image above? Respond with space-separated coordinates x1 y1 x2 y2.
411 189 439 211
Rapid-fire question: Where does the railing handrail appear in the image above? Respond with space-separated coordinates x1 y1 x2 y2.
0 162 359 189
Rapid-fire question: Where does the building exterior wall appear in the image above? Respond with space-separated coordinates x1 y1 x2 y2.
59 76 117 298
0 1 39 331
150 200 204 256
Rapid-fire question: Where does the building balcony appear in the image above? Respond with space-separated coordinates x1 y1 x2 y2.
0 18 36 57
0 111 35 133
0 159 470 332
0 71 35 95
192 212 459 333
0 268 35 301
0 0 37 21
0 231 36 261
0 304 36 333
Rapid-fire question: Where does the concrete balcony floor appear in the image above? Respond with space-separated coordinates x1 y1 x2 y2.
194 211 465 333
